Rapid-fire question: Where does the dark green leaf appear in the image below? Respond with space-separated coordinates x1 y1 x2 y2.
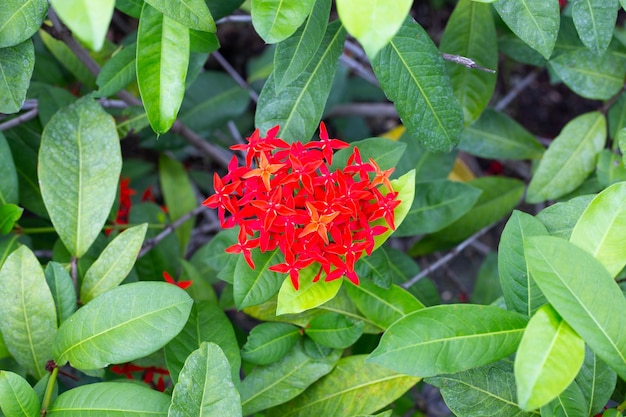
203 228 238 284
116 0 144 18
0 40 35 114
94 43 137 98
393 130 457 180
189 29 219 53
206 0 242 20
571 0 619 55
576 346 617 416
354 249 394 289
44 262 76 326
0 370 39 417
368 304 527 377
241 322 300 365
499 33 548 66
179 259 218 303
540 381 588 417
144 0 216 32
251 0 315 43
331 138 407 172
0 132 18 205
234 249 284 310
371 17 463 152
0 0 47 48
53 282 192 370
39 30 96 86
39 97 121 257
608 91 626 139
29 82 76 126
527 112 606 203
306 312 363 349
255 20 347 142
471 252 502 305
535 195 594 240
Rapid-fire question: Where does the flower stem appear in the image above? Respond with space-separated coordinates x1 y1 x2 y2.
40 366 59 417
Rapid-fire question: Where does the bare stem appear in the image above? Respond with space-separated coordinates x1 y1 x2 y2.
441 53 496 73
494 68 541 111
0 107 39 131
212 51 259 102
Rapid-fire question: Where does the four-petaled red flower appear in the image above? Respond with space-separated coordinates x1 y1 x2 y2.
203 122 401 289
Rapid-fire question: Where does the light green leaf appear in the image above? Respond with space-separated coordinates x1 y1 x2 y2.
0 0 47 48
0 132 18 205
274 0 331 91
549 48 626 100
336 0 412 58
603 410 624 417
269 355 419 416
136 3 189 134
536 195 594 240
49 0 114 51
44 262 76 326
0 204 22 235
493 0 560 59
255 20 346 143
526 112 606 203
80 223 148 303
524 236 626 380
306 312 363 349
169 342 242 417
276 266 342 315
53 281 192 370
368 304 527 377
39 97 121 258
39 29 96 87
344 280 424 330
571 0 619 55
371 17 463 152
47 382 170 416
394 179 482 237
240 341 341 416
596 149 626 188
498 210 548 316
164 301 241 384
0 246 56 379
371 169 415 250
159 155 196 256
440 0 497 125
427 360 540 417
0 371 39 417
570 181 626 277
576 346 617 416
251 0 315 44
0 39 35 114
144 0 215 32
459 109 545 160
94 43 137 98
515 304 585 410
234 249 284 310
241 322 300 365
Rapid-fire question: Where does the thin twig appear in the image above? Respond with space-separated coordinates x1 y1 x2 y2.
441 53 496 74
212 51 259 102
0 107 39 131
170 121 232 166
139 205 208 258
47 8 100 76
340 54 379 86
227 120 244 144
402 225 494 289
216 15 253 25
494 68 541 111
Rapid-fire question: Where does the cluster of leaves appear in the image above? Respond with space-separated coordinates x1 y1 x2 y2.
3 0 626 416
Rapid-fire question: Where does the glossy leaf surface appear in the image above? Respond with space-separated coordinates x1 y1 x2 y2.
276 267 343 315
45 262 76 326
144 0 216 32
251 0 315 43
571 0 619 55
94 43 137 98
0 0 47 48
39 97 121 257
49 0 115 51
306 312 363 349
576 346 617 416
0 371 39 417
241 322 300 365
0 40 35 114
234 250 284 310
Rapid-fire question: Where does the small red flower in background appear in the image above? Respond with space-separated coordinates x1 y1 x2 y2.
203 123 401 289
163 271 192 290
110 363 169 392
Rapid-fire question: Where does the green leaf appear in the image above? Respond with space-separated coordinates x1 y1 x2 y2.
241 322 300 365
535 195 594 240
540 382 588 417
240 341 341 416
144 0 216 32
49 0 115 51
0 235 19 270
169 342 242 417
274 0 331 91
571 0 619 55
368 304 527 377
0 246 56 379
576 346 617 416
136 3 189 134
498 210 549 316
0 0 47 48
440 0 497 125
44 262 76 326
515 304 585 410
426 360 540 417
276 266 343 315
569 181 626 277
29 82 76 126
0 371 39 417
344 280 424 330
116 0 143 18
331 138 407 172
608 91 626 139
53 281 192 370
354 249 394 289
39 30 96 87
268 355 420 416
251 0 315 44
39 97 121 258
306 312 363 349
493 0 560 59
47 382 170 416
80 223 148 303
371 169 415 250
459 109 545 160
189 29 220 53
0 132 18 205
596 149 626 188
0 40 35 114
0 204 22 235
549 48 626 100
524 236 626 380
164 301 241 384
471 252 502 305
499 32 548 66
394 179 482 237
94 43 137 98
255 20 346 143
371 17 463 152
336 0 412 58
158 155 196 256
394 130 457 180
526 112 606 203
603 410 624 417
179 259 218 303
234 250 285 310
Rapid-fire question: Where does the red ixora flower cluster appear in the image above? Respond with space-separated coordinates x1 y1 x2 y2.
203 123 400 289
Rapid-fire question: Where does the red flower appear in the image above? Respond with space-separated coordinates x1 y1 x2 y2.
163 271 192 290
